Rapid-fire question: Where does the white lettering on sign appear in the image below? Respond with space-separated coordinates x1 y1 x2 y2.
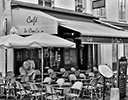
87 37 93 42
26 16 38 25
111 38 123 43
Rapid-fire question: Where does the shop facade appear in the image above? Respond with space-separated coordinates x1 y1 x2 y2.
3 1 128 76
10 1 100 75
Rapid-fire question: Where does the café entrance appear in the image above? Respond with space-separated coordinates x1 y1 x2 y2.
14 48 41 75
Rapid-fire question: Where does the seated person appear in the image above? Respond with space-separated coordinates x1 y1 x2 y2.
19 60 36 82
19 61 29 76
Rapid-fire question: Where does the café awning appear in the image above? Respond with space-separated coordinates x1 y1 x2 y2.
12 8 128 43
59 20 128 44
27 9 128 43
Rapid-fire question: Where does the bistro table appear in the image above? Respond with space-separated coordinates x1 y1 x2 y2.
77 78 91 85
53 82 72 96
43 73 49 79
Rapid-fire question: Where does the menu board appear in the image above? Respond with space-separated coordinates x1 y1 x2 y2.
118 57 127 98
64 48 76 65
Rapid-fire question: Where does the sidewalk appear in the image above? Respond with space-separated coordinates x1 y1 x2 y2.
79 87 128 100
0 85 128 100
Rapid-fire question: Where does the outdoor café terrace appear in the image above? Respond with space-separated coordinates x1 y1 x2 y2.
0 65 116 100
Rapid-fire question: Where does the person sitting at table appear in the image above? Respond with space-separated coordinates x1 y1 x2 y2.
60 68 66 74
47 68 54 75
19 60 30 76
71 67 76 73
74 69 80 78
27 60 37 82
19 60 36 82
93 66 100 78
29 60 42 82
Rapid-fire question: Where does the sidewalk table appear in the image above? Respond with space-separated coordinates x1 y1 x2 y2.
54 85 71 96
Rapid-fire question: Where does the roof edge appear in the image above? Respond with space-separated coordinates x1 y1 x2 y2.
11 0 99 20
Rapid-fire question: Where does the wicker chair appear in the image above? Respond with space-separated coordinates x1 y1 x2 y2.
15 81 31 100
28 82 46 100
82 78 98 100
66 81 83 100
45 84 65 100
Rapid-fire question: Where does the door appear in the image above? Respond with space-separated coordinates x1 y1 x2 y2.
82 44 98 70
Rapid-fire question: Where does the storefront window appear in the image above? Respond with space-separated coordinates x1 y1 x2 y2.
44 47 77 70
63 48 77 69
44 47 61 69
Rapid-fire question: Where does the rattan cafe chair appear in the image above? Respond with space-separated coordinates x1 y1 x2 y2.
15 81 31 100
82 78 98 99
45 84 65 100
28 82 46 100
66 81 83 100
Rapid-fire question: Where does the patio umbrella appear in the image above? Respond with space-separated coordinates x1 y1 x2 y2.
0 34 24 48
10 32 76 48
0 34 24 76
10 32 76 81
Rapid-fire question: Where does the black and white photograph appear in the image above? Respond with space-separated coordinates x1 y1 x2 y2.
0 0 128 100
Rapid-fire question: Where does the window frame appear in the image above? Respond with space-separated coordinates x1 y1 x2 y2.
75 0 84 12
118 0 126 20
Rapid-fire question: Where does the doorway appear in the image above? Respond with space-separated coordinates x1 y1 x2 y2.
82 44 98 70
14 48 41 76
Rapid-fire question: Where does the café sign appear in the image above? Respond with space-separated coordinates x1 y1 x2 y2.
20 15 41 34
22 16 41 34
24 27 40 33
12 8 58 35
26 16 38 25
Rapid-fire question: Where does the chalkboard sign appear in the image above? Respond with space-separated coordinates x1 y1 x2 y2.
118 57 127 98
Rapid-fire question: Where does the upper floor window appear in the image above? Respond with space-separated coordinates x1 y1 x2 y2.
96 7 106 17
38 0 54 7
75 0 84 12
92 0 106 18
119 0 126 20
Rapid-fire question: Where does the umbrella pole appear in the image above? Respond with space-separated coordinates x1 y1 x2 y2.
5 49 7 77
116 44 119 87
5 18 7 77
41 48 44 82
